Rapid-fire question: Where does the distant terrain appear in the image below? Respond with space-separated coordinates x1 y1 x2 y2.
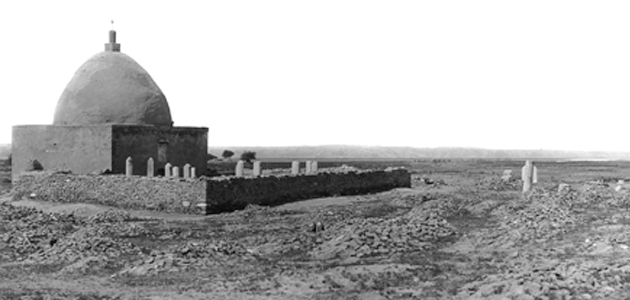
209 145 630 161
1 143 629 161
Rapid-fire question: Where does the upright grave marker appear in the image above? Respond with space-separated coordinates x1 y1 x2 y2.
253 161 262 177
183 163 191 179
291 161 300 175
147 157 154 177
125 157 133 177
305 160 312 174
235 160 244 177
521 160 535 192
165 163 172 178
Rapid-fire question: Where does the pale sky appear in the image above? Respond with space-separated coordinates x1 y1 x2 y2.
1 1 630 151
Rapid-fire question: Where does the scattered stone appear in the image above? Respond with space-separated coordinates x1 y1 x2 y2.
558 183 571 193
501 169 512 182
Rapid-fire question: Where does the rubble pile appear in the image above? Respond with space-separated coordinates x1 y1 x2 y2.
493 192 577 242
475 176 521 192
457 257 630 299
117 239 254 276
310 206 457 260
580 183 630 209
0 204 148 265
13 173 206 214
29 226 142 264
0 204 80 256
412 175 447 188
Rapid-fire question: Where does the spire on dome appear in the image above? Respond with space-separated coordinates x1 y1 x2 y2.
105 21 121 52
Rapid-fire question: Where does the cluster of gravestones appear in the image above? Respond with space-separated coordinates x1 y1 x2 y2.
233 160 319 178
501 160 539 192
125 157 197 179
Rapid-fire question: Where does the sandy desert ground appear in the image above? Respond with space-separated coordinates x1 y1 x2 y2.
1 159 630 299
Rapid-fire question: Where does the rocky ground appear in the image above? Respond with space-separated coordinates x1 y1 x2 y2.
1 160 630 299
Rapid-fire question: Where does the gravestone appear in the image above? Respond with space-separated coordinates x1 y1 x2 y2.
291 161 300 175
305 160 312 174
235 160 244 177
165 163 172 178
172 166 180 178
147 158 154 177
183 163 191 179
253 161 262 177
191 167 196 178
125 157 133 177
521 160 534 192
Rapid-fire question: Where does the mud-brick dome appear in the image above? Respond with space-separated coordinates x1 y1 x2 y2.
53 30 173 127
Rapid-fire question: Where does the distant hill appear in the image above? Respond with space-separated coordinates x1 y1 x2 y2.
1 143 628 161
209 145 630 161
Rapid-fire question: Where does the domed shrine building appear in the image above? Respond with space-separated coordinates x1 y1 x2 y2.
12 30 208 181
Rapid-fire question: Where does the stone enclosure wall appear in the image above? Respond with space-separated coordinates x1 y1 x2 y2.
13 169 411 214
13 172 206 214
203 169 411 213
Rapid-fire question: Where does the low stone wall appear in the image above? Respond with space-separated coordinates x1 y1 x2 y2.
13 172 206 214
203 169 411 213
13 169 411 214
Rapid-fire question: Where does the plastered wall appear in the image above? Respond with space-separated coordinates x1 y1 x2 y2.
11 125 113 182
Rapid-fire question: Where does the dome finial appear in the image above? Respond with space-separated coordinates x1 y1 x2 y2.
105 22 120 52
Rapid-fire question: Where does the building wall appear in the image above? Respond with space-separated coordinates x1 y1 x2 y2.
162 127 208 177
111 125 158 175
111 125 208 176
11 125 113 182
